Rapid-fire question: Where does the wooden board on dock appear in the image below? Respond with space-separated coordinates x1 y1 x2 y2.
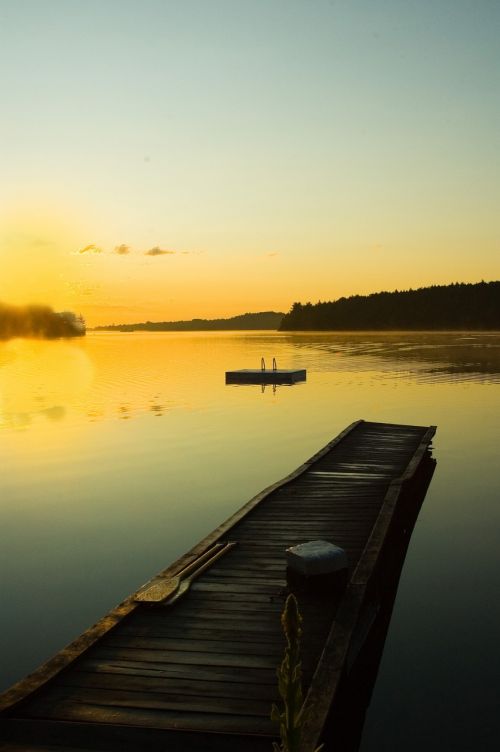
0 420 436 751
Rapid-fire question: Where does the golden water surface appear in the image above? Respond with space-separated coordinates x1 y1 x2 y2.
1 331 499 750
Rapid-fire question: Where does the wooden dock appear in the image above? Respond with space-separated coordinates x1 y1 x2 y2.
0 420 436 752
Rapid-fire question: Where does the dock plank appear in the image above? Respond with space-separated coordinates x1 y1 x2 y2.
25 685 273 719
22 699 277 735
57 671 280 701
89 646 282 670
75 659 278 685
99 636 284 656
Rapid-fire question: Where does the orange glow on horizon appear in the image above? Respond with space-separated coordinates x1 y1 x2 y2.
1 206 499 328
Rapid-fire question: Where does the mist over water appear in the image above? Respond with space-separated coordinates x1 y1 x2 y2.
1 331 499 750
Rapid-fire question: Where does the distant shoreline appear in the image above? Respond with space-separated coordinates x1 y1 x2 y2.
93 282 500 333
90 327 500 334
93 311 284 332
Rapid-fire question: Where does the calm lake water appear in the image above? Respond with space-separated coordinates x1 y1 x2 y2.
1 331 499 750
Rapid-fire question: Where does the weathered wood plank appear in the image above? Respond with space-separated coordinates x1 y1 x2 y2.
100 636 284 656
75 658 277 685
22 699 277 735
162 598 285 613
199 572 286 585
121 616 327 639
57 671 279 701
26 685 272 718
118 623 285 642
90 646 279 670
126 610 281 634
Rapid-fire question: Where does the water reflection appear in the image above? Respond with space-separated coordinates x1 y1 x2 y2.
2 331 498 430
281 331 500 382
149 403 165 416
0 338 92 429
1 330 499 749
262 383 276 394
40 405 66 422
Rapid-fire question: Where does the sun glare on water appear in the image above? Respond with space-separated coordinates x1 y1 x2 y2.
0 339 94 431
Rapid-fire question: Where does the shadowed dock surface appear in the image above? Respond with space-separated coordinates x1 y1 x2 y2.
0 420 436 751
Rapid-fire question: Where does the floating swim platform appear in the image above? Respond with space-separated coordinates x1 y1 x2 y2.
0 420 436 751
225 368 307 384
226 357 306 385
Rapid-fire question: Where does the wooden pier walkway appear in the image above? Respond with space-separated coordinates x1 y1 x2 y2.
0 420 436 752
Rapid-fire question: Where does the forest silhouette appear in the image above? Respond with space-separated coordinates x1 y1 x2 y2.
280 281 500 331
95 311 284 332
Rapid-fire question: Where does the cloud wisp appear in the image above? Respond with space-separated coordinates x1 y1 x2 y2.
73 243 192 258
76 243 103 254
144 247 176 256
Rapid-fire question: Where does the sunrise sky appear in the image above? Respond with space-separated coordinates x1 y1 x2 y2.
1 0 499 325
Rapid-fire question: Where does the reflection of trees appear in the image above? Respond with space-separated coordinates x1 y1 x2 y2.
0 404 66 429
279 332 500 378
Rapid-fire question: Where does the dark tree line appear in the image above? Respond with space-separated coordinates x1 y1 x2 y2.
280 282 500 330
96 311 284 332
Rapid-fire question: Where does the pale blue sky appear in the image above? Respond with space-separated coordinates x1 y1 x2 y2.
1 0 499 322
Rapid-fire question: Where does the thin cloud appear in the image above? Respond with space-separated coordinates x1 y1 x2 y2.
267 252 279 257
144 246 176 256
77 243 102 254
114 244 131 255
